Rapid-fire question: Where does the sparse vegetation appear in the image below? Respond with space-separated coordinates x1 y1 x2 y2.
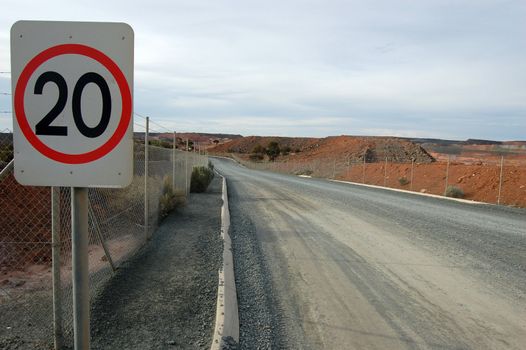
281 146 292 156
159 176 177 220
250 144 266 161
445 185 464 198
296 169 313 176
190 163 215 192
149 139 172 149
398 177 409 186
0 144 13 163
266 141 281 161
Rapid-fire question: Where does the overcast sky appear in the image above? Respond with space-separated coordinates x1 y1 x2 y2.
1 0 525 140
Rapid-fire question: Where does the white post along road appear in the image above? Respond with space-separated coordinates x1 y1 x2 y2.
212 157 526 350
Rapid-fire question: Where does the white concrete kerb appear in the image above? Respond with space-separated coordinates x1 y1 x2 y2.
210 171 239 350
329 179 487 206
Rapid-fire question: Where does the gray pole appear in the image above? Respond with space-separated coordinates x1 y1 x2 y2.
72 187 89 350
444 155 450 195
185 139 189 194
332 159 336 179
52 187 63 350
172 131 176 191
383 157 388 187
410 158 414 191
497 156 504 205
347 157 351 178
144 117 149 239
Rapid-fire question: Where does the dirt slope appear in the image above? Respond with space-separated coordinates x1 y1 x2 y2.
211 135 435 163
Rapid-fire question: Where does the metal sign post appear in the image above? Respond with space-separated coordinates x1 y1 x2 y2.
72 187 89 349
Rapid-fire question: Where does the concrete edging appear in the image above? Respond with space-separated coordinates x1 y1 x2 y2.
329 179 488 206
210 172 239 350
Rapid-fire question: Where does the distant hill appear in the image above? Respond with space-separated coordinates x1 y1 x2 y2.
210 135 435 163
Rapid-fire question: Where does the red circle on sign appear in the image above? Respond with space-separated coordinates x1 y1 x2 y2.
14 44 132 164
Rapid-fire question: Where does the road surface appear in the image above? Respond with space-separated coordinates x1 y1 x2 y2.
213 157 526 350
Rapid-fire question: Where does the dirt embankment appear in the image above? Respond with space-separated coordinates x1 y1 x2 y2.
338 162 526 207
211 135 526 207
211 135 435 163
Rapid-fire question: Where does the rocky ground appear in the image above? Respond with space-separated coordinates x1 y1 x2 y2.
90 176 223 349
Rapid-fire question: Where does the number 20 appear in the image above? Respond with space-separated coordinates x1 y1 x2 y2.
34 71 111 138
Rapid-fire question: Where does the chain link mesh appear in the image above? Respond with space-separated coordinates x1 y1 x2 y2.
0 129 209 349
235 152 526 206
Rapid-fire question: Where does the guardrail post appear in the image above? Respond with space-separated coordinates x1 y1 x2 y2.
497 155 504 204
144 117 149 239
51 187 63 350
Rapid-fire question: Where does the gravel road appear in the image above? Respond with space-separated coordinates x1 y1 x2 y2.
90 176 223 350
213 157 526 350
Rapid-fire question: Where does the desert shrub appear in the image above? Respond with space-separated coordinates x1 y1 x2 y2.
159 176 176 220
190 164 215 192
159 177 188 220
294 148 301 153
249 153 264 161
445 185 464 198
281 146 292 156
0 144 13 163
296 169 313 176
266 141 281 161
398 177 409 186
252 144 266 154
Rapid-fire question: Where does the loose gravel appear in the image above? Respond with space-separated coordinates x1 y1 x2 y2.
226 178 289 349
90 176 223 350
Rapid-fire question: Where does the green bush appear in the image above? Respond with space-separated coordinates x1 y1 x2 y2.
190 165 215 193
266 141 280 161
398 177 409 186
445 185 464 198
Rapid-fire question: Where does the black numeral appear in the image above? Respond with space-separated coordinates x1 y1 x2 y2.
34 71 68 136
72 73 112 138
33 71 112 137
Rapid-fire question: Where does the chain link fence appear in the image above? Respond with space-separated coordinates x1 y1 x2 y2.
234 153 526 207
0 127 208 349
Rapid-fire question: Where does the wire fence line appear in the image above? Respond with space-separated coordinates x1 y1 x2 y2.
0 120 209 349
232 153 526 207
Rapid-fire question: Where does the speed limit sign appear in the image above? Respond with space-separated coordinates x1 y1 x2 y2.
11 21 134 188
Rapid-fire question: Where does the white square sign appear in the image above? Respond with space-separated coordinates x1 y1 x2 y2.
10 21 134 188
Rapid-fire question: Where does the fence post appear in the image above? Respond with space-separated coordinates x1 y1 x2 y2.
172 131 176 191
185 139 189 194
383 157 388 187
144 117 149 238
444 155 450 195
51 187 63 350
497 155 504 205
347 157 351 178
410 158 414 191
332 159 336 179
362 153 366 184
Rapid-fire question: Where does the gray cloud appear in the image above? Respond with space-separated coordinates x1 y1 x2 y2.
1 0 525 140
